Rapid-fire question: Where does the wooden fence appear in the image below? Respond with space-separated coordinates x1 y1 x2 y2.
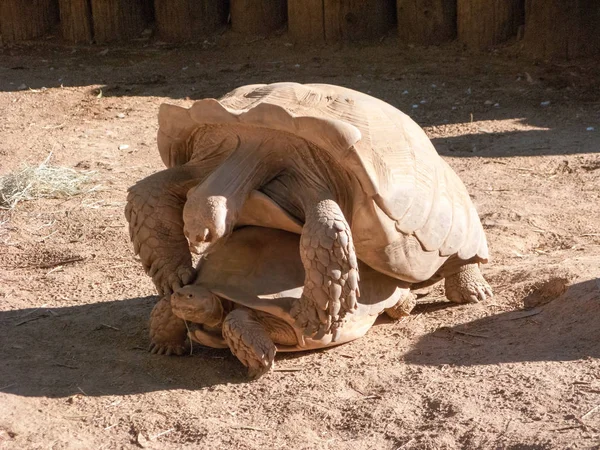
0 0 598 59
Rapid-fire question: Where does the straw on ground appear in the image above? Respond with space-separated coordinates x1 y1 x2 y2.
0 154 100 209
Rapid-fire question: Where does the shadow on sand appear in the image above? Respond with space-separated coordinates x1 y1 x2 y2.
0 295 256 398
1 278 597 398
404 278 600 367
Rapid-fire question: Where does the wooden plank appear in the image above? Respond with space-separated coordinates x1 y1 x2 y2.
0 0 59 43
59 0 93 43
524 0 600 59
323 0 396 42
230 0 287 35
288 0 325 42
457 0 524 49
154 0 229 42
397 0 456 45
90 0 148 43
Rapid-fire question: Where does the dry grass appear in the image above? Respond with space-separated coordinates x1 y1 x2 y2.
0 154 99 209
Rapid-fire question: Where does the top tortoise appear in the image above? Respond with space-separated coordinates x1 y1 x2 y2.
125 82 492 340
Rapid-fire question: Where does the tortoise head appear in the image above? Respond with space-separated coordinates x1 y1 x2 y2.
171 285 224 327
183 193 236 256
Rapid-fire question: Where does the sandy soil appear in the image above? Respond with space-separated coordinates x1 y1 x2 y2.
0 34 599 449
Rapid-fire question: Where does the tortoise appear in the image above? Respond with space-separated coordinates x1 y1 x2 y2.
125 82 492 345
149 226 416 378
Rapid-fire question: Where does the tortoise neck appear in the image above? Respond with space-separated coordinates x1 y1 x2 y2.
194 137 285 216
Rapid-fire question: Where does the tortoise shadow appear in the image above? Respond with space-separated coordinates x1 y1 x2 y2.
404 278 600 367
0 296 258 398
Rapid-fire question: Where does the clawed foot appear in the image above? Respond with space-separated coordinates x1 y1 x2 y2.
149 260 197 296
223 309 276 379
385 291 417 320
148 297 190 357
445 264 493 304
149 341 189 356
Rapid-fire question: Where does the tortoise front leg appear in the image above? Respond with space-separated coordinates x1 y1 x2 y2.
291 198 359 341
222 308 277 379
126 165 207 296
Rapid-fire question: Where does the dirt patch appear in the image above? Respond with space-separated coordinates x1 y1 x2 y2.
1 35 599 449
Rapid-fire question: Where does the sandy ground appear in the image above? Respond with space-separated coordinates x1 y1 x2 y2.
0 34 599 449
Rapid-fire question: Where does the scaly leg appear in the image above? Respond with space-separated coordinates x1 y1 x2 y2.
291 198 359 340
222 308 277 379
125 165 210 295
445 263 493 304
149 296 189 356
385 291 417 320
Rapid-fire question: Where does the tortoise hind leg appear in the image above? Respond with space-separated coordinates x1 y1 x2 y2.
149 296 190 356
222 308 276 379
445 263 493 304
385 291 417 319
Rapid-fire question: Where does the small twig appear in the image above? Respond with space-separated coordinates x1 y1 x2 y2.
581 404 600 420
235 425 265 432
104 424 118 430
246 36 266 44
581 233 600 237
77 386 88 396
45 266 64 276
102 279 132 285
454 337 481 347
272 368 303 372
454 330 489 338
551 425 584 432
34 256 85 269
41 122 65 130
508 309 542 320
37 230 58 242
15 315 47 326
53 363 78 370
151 428 175 440
19 304 48 318
501 418 513 436
0 383 16 390
184 320 193 356
396 438 415 449
64 414 93 420
99 323 120 331
349 384 367 396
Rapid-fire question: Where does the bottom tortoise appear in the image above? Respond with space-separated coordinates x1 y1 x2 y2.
149 226 417 378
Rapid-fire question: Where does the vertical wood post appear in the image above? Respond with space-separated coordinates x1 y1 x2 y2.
289 0 396 43
397 0 456 45
154 0 229 42
59 0 93 42
457 0 524 49
90 0 148 43
288 0 324 42
324 0 396 42
524 0 600 59
230 0 287 35
0 0 59 43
